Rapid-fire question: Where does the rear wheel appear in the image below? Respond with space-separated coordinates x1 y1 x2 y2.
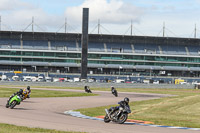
117 113 128 124
104 114 111 123
10 101 17 109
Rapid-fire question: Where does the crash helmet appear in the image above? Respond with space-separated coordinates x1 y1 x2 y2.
124 97 129 104
19 89 23 94
111 86 114 89
27 86 30 91
23 89 27 95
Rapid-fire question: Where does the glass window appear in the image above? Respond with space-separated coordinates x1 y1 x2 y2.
56 53 67 57
144 56 154 60
33 58 43 62
67 53 80 58
22 58 32 61
0 57 9 60
44 52 54 57
33 52 43 56
54 59 65 62
22 51 33 56
10 58 20 61
0 51 10 55
44 59 54 62
133 56 144 60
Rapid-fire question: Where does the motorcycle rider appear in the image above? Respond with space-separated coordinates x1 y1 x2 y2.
6 89 24 106
23 86 31 99
109 97 130 115
111 86 118 97
111 86 116 93
111 86 115 92
84 86 91 93
6 86 31 104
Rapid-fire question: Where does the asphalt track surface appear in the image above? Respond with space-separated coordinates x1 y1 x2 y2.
0 88 198 133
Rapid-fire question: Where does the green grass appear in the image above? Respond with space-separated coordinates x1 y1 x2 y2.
77 88 200 128
0 87 97 98
0 123 84 133
0 85 111 91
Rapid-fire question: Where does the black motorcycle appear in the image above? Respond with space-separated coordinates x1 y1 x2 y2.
84 86 92 93
104 105 131 124
111 89 118 97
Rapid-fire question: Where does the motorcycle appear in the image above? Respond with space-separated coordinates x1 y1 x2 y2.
111 89 118 97
6 95 22 109
84 86 92 93
104 105 131 124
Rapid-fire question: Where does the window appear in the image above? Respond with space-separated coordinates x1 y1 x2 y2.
44 52 54 57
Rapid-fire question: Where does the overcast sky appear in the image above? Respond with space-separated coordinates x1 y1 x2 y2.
0 0 200 38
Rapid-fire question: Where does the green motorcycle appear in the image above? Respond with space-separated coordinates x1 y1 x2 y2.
6 95 22 109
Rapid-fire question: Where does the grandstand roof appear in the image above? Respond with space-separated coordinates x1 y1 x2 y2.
0 31 200 46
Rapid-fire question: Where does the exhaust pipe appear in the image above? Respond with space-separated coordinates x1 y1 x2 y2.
105 109 109 115
105 109 111 119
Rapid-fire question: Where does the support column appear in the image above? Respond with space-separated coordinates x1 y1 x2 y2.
48 40 51 50
20 34 23 49
81 8 89 80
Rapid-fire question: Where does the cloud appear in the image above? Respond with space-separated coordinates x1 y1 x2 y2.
65 0 145 25
0 0 65 32
0 0 197 37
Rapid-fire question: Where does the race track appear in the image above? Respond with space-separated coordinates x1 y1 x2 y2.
0 88 198 133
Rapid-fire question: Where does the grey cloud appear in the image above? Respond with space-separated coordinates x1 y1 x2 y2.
65 0 145 25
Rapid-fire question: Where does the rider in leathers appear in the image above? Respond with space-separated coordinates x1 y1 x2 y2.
109 97 130 116
6 89 24 106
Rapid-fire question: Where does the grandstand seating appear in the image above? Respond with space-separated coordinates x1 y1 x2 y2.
0 39 20 49
160 44 187 55
1 38 200 56
23 40 48 50
134 43 160 54
187 45 200 55
105 43 132 53
51 41 77 51
88 42 105 52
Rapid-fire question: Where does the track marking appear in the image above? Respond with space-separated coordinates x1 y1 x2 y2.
64 110 200 131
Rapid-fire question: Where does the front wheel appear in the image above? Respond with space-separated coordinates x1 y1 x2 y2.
10 101 17 109
114 91 118 97
5 103 9 108
117 113 128 124
104 114 111 123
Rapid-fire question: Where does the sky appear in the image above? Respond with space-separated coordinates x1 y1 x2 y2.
0 0 200 38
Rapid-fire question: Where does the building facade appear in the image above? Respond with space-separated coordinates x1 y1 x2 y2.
0 31 200 77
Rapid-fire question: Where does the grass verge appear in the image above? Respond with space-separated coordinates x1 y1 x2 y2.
0 123 84 133
0 87 97 98
77 88 200 128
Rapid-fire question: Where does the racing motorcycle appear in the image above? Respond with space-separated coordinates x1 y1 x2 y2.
111 88 118 97
6 95 22 109
84 86 92 93
104 104 131 124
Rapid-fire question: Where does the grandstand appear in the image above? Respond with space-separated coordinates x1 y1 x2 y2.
0 30 200 77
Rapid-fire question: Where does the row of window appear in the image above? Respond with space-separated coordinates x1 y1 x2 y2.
1 57 200 67
1 50 200 63
0 51 79 58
